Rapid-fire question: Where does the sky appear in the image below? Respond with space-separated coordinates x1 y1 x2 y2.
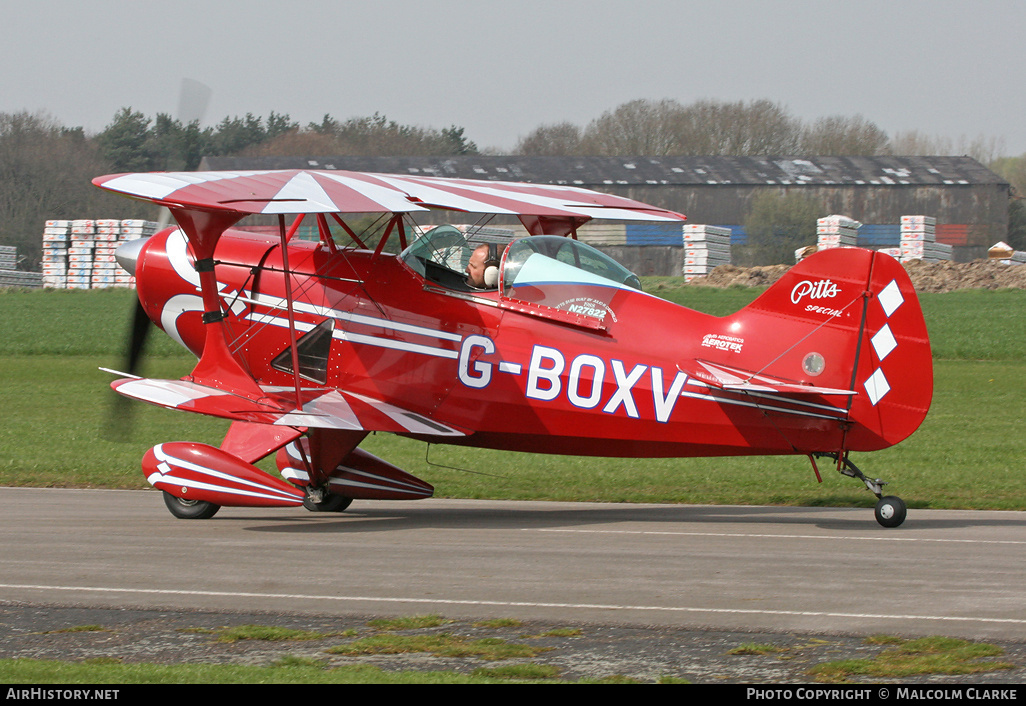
4 0 1026 156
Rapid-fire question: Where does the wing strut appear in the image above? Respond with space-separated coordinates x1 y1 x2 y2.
278 214 305 410
170 207 266 399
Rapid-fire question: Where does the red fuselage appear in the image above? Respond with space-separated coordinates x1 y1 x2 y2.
133 227 930 459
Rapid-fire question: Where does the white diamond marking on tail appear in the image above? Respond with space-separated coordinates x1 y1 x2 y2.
878 279 904 317
864 368 891 406
861 277 905 406
871 324 897 361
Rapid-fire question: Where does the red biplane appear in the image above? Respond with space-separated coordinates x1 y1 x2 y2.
93 169 932 527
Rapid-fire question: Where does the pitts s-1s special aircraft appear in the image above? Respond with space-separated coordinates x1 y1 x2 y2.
94 169 932 527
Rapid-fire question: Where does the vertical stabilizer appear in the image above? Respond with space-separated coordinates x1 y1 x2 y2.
733 248 932 451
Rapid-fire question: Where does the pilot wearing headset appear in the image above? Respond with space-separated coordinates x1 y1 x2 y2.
465 243 500 289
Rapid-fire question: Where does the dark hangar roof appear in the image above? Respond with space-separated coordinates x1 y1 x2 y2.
198 155 1007 188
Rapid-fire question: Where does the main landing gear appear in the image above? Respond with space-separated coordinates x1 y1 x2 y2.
163 491 221 520
302 485 353 513
813 453 907 528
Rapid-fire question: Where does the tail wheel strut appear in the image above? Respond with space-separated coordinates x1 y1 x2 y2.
813 453 907 528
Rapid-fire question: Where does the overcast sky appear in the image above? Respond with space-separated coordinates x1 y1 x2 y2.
4 0 1025 155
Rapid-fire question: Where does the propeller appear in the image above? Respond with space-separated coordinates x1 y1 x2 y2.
108 78 209 435
103 238 153 441
103 300 152 441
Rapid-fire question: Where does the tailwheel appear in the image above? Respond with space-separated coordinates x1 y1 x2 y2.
302 486 353 513
814 453 907 528
162 491 220 519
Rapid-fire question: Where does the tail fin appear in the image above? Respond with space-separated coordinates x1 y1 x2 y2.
731 247 932 451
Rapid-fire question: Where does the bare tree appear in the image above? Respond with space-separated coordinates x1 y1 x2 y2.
800 114 889 155
889 130 1005 163
514 122 582 156
580 99 688 155
576 98 803 156
691 99 803 155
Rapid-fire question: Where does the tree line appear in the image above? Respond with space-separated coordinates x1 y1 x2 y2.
515 98 1013 165
1 98 1024 269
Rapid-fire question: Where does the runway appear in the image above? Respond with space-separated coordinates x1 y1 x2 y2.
1 488 1024 641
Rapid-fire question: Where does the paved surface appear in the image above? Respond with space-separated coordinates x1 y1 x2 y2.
3 604 1026 684
1 488 1025 682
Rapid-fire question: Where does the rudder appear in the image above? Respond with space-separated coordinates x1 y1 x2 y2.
735 247 932 451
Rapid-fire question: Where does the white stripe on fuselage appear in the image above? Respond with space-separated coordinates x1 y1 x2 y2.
239 292 461 341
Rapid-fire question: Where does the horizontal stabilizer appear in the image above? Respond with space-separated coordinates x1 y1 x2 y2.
690 360 856 397
110 377 467 437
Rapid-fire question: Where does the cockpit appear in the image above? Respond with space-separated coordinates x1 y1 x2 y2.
400 226 641 295
399 226 642 328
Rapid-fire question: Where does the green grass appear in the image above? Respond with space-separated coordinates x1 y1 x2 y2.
0 658 540 684
325 633 549 660
1 287 1024 510
809 636 1014 681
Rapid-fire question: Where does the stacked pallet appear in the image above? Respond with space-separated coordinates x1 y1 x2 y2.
0 245 44 287
899 216 951 262
816 215 860 250
41 220 72 287
682 224 731 281
576 223 627 246
41 219 158 289
988 241 1026 265
0 245 15 270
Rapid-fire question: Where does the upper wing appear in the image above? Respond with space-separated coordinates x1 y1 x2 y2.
110 377 468 437
92 170 687 224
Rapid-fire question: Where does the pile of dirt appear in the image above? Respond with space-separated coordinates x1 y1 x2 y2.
697 259 1026 293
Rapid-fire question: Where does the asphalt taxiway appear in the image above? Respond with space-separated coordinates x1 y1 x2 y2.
1 488 1024 643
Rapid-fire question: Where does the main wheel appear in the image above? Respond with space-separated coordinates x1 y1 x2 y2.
163 491 220 519
874 495 906 528
303 492 353 513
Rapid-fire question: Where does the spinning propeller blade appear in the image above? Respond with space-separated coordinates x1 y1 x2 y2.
103 297 153 441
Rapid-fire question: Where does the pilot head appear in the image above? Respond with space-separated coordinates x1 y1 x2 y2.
466 244 499 289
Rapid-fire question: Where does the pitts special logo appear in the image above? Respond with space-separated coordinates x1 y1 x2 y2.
790 278 840 304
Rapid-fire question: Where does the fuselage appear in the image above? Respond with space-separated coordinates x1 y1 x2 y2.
132 227 902 458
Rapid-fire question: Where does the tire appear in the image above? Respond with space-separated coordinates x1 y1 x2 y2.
163 491 220 519
874 495 907 528
303 492 353 513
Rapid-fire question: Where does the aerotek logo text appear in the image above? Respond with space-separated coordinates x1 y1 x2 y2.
791 278 840 304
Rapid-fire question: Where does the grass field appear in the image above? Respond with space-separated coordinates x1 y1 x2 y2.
1 284 1023 511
